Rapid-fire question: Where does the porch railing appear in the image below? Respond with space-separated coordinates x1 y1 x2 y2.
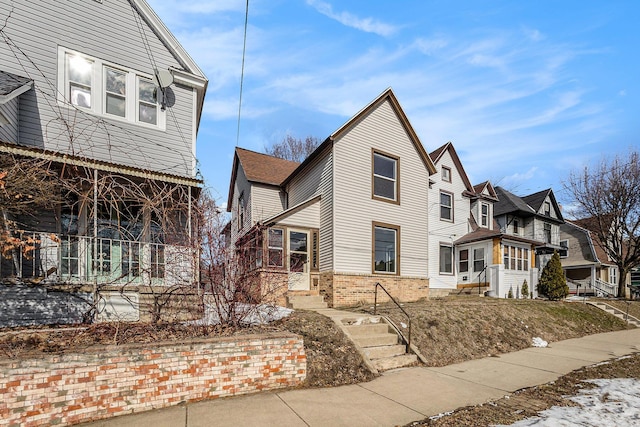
593 278 618 298
0 230 190 286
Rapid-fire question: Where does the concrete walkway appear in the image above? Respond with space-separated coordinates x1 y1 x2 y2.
83 328 640 427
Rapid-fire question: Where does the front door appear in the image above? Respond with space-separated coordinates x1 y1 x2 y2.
288 229 310 290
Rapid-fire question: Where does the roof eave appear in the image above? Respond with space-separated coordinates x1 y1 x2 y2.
0 80 32 104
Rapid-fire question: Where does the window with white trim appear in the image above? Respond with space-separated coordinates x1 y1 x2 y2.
267 228 284 268
442 166 451 182
459 249 468 273
503 244 529 271
559 240 568 258
59 47 165 129
481 203 489 227
473 248 485 272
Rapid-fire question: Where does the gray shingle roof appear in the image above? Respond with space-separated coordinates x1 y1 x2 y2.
0 70 32 97
493 186 536 217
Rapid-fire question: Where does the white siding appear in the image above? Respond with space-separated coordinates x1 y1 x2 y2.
229 166 252 244
456 240 493 285
252 184 285 223
0 0 196 178
333 100 429 277
287 148 333 270
274 200 320 229
428 150 472 289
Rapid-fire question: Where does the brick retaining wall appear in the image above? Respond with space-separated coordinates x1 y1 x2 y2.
0 333 306 426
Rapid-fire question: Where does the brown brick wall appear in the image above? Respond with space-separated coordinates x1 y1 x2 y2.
0 333 306 427
321 273 429 307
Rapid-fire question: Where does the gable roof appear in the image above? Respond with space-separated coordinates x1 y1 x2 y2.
569 216 615 264
283 88 436 187
0 71 32 104
429 142 475 194
227 147 300 211
130 0 208 129
473 181 499 201
494 186 536 217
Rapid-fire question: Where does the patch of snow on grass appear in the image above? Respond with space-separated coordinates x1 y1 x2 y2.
496 378 640 426
187 303 292 326
532 337 548 348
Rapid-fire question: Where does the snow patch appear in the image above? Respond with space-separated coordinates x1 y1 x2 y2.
532 337 548 348
496 378 640 426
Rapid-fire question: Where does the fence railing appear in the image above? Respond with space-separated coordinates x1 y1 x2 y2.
593 278 618 298
0 230 190 285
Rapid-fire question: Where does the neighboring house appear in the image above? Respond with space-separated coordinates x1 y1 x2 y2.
427 142 485 296
227 88 437 307
559 219 619 296
0 0 207 324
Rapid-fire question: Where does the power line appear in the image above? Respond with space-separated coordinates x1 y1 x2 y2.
236 0 250 147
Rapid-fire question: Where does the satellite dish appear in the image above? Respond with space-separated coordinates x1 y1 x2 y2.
155 69 174 88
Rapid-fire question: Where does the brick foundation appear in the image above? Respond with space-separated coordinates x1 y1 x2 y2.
0 333 306 426
320 272 429 307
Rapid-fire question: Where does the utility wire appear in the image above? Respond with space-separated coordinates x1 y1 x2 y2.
236 0 250 147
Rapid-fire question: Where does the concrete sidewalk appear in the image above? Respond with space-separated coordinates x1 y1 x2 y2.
83 328 640 427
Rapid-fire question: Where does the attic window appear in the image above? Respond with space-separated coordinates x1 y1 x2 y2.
442 166 451 182
544 201 551 216
481 203 489 227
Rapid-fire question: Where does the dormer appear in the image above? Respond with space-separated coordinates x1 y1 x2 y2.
471 181 498 230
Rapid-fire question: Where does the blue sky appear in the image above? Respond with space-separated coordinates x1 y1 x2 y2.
147 0 639 209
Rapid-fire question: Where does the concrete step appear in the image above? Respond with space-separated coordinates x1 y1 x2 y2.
364 344 407 359
287 295 327 309
372 353 418 371
344 323 390 336
352 333 398 348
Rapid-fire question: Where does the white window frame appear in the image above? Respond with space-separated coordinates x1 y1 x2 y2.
481 203 489 227
560 239 569 258
57 47 165 130
473 248 485 272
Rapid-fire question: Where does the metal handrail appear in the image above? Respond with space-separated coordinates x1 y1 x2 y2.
373 282 412 353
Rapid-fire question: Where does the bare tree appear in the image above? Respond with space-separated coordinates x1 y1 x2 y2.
565 149 640 297
264 134 321 162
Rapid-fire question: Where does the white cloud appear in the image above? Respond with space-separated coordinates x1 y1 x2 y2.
306 0 397 37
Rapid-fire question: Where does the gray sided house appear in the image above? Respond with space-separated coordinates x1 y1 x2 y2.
559 219 619 297
0 0 207 325
228 89 437 307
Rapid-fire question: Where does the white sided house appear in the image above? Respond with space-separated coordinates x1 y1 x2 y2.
227 89 437 307
0 0 207 325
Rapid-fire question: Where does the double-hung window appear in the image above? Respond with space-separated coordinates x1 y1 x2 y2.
372 151 398 203
481 203 489 227
459 249 468 273
439 244 453 274
59 47 164 128
373 223 399 274
473 248 485 272
440 191 453 221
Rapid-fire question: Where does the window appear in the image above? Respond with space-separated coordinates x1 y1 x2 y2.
504 244 529 271
442 166 451 182
138 77 158 125
372 151 398 202
559 240 569 258
481 203 489 227
543 223 552 243
268 228 284 267
513 219 520 235
440 191 453 221
59 47 164 128
610 267 617 285
311 230 319 270
104 66 126 117
473 248 485 272
373 224 398 274
439 244 453 274
544 201 551 216
67 54 93 108
238 192 245 232
459 249 468 273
